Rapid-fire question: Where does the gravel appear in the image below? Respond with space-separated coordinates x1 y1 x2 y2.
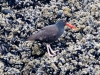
0 0 100 75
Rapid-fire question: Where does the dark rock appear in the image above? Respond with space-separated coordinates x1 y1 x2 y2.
0 44 8 55
31 68 37 73
0 25 4 30
11 37 20 46
35 0 50 4
69 34 77 43
0 58 11 67
24 1 33 7
56 12 63 18
91 51 100 59
15 13 24 19
14 1 24 10
0 5 2 12
65 70 70 75
0 0 7 4
71 54 79 60
1 9 13 14
42 66 54 75
8 0 20 7
76 50 83 54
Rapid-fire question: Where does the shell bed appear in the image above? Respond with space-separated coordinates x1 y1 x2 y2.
0 0 100 75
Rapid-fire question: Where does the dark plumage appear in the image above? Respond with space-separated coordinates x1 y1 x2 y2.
27 19 76 56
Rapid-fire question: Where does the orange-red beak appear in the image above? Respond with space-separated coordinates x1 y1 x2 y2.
66 22 77 29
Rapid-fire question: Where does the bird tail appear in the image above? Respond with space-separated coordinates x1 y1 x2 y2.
27 35 35 41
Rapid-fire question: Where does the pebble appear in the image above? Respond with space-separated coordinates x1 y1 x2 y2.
32 44 44 56
0 69 4 75
5 68 20 75
81 70 88 74
62 6 71 16
50 63 58 70
0 61 4 70
1 9 13 14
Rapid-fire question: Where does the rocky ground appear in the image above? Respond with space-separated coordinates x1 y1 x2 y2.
0 0 100 75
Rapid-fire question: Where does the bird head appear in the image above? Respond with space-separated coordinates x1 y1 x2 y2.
56 19 77 29
56 19 67 28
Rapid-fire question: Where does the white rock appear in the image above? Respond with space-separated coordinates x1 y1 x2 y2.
0 61 4 70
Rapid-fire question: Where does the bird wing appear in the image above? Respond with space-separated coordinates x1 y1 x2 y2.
27 25 59 42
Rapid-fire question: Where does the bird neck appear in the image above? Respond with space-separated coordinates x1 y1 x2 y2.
56 24 65 29
56 23 65 35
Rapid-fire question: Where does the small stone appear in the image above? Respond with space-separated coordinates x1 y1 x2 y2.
98 49 100 53
95 70 100 75
59 57 65 64
7 32 14 39
58 62 62 67
50 63 58 70
0 69 4 75
62 6 71 16
32 44 44 56
78 62 83 66
1 9 13 14
81 70 88 74
81 37 86 43
84 55 89 60
75 33 83 40
95 65 100 70
68 45 74 52
90 5 98 12
11 45 19 50
5 68 20 75
0 61 4 70
71 60 77 65
25 41 33 48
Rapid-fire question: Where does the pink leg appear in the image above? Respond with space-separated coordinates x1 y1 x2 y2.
47 44 59 54
46 44 59 57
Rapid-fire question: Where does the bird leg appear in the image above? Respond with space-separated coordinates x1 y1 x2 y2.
46 44 59 56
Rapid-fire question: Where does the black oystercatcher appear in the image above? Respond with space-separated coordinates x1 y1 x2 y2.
27 19 76 56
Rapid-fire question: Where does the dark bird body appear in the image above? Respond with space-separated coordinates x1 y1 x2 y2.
27 19 76 56
27 25 64 43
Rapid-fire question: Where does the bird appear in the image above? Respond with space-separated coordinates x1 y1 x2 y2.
27 19 77 56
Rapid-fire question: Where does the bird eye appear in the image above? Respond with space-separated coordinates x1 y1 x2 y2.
63 20 66 22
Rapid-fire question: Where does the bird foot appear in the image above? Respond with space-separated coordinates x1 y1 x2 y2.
48 50 59 57
46 44 59 57
51 50 59 55
48 53 55 57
